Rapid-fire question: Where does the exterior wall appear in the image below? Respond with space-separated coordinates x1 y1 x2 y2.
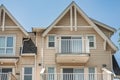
0 29 36 80
40 27 113 74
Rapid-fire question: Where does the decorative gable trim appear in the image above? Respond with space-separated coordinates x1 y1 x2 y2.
0 4 29 36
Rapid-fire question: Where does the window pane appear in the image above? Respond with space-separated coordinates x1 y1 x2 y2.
2 68 12 73
7 37 13 47
0 37 5 47
49 42 54 47
24 76 32 80
89 42 94 47
24 67 32 74
49 36 54 42
0 48 5 53
48 67 54 73
6 48 13 54
88 36 94 42
89 68 95 73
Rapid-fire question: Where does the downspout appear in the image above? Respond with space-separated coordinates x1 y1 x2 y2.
41 37 44 68
34 55 37 80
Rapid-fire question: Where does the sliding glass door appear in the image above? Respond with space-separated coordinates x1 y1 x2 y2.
63 68 84 80
61 36 82 53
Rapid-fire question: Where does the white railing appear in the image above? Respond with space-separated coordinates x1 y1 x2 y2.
58 39 89 54
42 73 112 80
0 73 8 80
0 73 17 80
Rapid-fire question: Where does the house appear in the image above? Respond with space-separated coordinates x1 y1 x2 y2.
0 1 118 80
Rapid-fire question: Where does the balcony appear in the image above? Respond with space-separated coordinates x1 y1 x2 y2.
56 38 90 63
42 73 112 80
0 73 17 80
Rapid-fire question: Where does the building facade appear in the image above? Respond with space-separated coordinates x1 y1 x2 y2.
0 2 118 80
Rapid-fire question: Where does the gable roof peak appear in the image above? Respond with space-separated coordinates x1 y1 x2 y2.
0 4 29 37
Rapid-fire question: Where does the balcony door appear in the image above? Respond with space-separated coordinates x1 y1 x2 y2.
0 68 12 80
61 36 82 54
63 68 84 80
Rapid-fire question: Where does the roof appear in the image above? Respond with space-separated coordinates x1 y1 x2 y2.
41 1 117 52
90 18 116 33
0 4 29 36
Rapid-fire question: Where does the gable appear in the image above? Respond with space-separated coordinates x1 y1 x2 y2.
0 4 29 36
5 13 17 26
42 1 117 52
55 6 90 26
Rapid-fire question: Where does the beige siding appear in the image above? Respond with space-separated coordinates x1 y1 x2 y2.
41 27 113 73
5 13 17 26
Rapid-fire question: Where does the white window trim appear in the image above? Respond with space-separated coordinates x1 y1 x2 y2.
0 34 16 56
86 34 96 49
22 66 34 80
47 34 56 49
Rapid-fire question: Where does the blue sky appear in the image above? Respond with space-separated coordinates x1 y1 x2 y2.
0 0 120 63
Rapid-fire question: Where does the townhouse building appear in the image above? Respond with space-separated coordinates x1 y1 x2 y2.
0 1 118 80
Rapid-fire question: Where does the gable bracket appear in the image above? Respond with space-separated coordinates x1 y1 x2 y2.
2 9 5 31
104 39 106 50
70 6 73 31
74 6 77 31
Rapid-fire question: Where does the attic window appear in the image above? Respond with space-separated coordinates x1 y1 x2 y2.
48 35 55 48
87 35 96 49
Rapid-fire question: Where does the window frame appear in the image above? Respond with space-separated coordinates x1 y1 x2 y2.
47 34 56 49
0 35 16 56
22 67 34 80
86 35 96 49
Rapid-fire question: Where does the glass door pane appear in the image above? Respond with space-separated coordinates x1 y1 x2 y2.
63 68 73 80
61 37 71 53
71 37 82 53
73 69 84 80
48 67 55 80
89 68 95 80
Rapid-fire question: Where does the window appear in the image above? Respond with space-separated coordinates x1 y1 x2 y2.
48 35 55 47
87 35 95 48
0 35 15 55
47 67 55 80
24 67 33 80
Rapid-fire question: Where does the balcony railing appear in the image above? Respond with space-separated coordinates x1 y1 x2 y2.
0 73 17 80
42 73 112 80
58 39 89 54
